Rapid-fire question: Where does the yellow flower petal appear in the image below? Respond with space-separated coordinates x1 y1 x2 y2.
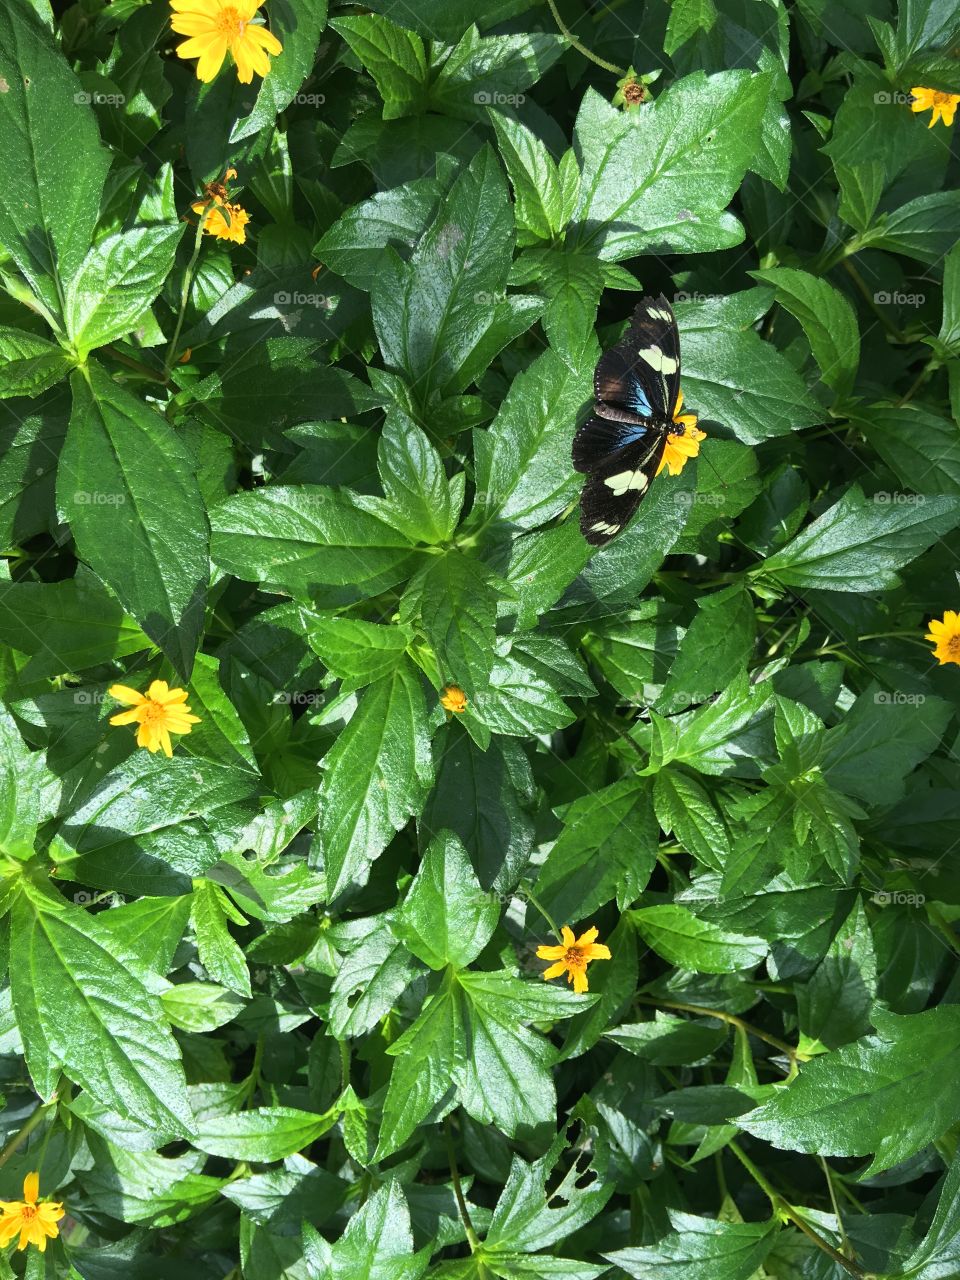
536 944 566 960
542 960 567 981
108 683 146 706
22 1173 39 1205
559 925 576 947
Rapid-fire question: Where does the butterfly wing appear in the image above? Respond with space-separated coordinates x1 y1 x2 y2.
594 294 681 422
573 416 669 546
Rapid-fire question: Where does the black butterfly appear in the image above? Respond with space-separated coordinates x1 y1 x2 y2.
573 294 692 547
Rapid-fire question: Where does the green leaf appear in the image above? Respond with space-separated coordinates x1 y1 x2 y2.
371 146 516 403
0 327 72 399
401 552 501 699
316 658 433 899
315 174 442 292
0 571 149 679
306 1181 429 1280
569 73 770 260
396 830 498 970
11 882 193 1136
0 0 110 320
750 267 860 396
822 686 952 807
653 769 731 873
638 675 773 777
471 343 596 531
328 915 422 1038
853 404 960 496
536 778 659 924
868 191 960 264
740 1006 960 1175
0 706 56 860
484 1142 613 1254
665 0 718 53
230 0 328 142
428 28 563 122
759 485 960 592
378 407 461 543
210 485 415 596
797 899 876 1049
56 752 258 896
606 1014 728 1065
937 241 960 353
419 722 536 892
307 614 413 691
192 1106 336 1160
64 211 184 358
658 583 756 713
630 905 768 973
162 981 244 1033
58 362 209 677
377 969 466 1159
900 1159 960 1280
191 880 251 998
607 1213 778 1279
675 290 823 445
331 13 429 120
490 113 570 245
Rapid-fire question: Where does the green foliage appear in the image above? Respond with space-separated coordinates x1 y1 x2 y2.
0 0 959 1275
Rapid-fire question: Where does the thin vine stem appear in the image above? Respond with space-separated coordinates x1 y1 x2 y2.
545 0 626 74
164 214 206 378
635 996 809 1069
728 1142 870 1279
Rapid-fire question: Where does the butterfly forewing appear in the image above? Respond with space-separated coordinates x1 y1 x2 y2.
575 294 682 546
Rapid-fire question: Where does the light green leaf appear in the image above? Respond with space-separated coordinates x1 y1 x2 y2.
57 362 209 677
11 883 193 1136
316 658 433 899
750 266 860 395
192 1106 337 1160
191 880 251 998
230 0 328 142
331 13 429 120
0 327 72 399
608 1212 778 1279
396 830 498 970
630 905 768 973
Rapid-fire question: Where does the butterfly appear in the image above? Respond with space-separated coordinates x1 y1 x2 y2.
572 294 702 547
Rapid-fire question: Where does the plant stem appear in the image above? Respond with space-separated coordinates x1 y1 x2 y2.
635 996 809 1068
164 216 206 378
545 0 626 74
443 1115 481 1253
101 345 166 383
729 1141 869 1278
524 887 564 942
819 1155 853 1259
0 1095 57 1170
339 1038 351 1091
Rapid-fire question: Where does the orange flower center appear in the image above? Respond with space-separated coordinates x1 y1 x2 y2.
931 90 954 106
946 634 960 658
139 699 168 725
216 7 247 38
20 1204 37 1222
563 946 587 970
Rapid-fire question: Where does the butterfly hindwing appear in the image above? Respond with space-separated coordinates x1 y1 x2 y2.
575 417 669 546
575 294 683 546
594 294 680 423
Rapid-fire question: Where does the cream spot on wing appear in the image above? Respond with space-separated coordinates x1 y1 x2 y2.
647 307 672 321
604 470 649 496
637 347 678 374
591 520 620 535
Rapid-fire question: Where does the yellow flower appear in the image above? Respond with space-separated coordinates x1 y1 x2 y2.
191 198 251 243
170 0 282 84
657 389 706 477
440 684 468 714
0 1172 65 1253
537 924 611 994
925 610 960 665
909 86 960 128
108 680 201 758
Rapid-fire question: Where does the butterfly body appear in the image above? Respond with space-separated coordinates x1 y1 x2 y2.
573 294 694 547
